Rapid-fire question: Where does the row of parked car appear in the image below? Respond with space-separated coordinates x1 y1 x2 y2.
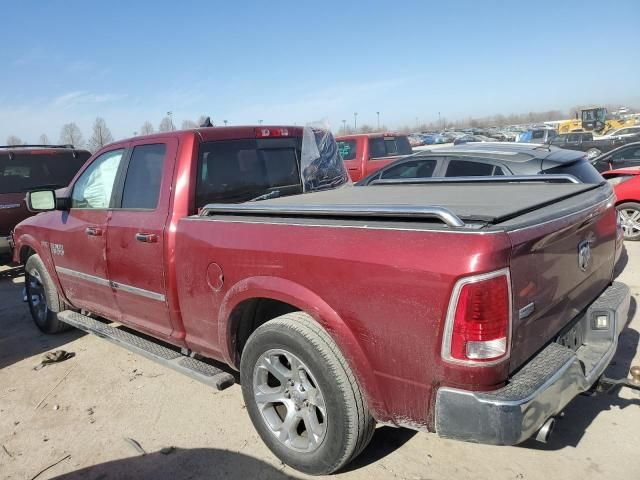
335 131 640 240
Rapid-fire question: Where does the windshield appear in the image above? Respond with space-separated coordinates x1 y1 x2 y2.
0 151 89 194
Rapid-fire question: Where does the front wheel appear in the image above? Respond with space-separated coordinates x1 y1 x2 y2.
240 312 375 475
618 202 640 241
25 254 71 333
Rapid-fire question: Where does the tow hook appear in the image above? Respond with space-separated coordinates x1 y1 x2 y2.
596 365 640 394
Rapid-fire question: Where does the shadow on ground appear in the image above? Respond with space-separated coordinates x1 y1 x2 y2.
341 426 417 472
0 272 85 369
50 448 300 480
520 296 639 451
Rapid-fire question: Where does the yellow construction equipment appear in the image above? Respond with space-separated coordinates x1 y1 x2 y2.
557 107 637 135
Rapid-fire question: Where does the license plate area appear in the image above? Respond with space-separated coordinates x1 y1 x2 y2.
556 317 586 352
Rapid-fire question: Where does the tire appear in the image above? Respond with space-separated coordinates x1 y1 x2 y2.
25 254 71 334
240 312 375 475
586 148 602 160
617 202 640 241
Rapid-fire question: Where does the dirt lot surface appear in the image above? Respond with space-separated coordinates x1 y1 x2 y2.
1 245 639 480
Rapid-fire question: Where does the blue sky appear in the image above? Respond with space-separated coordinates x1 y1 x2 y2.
2 0 639 142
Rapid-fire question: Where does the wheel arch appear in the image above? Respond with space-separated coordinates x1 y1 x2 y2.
218 275 388 420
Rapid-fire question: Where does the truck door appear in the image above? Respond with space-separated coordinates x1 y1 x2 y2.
106 139 177 337
51 148 126 320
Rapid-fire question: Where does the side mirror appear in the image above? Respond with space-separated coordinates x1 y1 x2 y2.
26 190 56 212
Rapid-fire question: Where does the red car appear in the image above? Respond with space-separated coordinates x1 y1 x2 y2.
602 167 640 240
13 126 631 475
336 132 412 181
0 145 90 261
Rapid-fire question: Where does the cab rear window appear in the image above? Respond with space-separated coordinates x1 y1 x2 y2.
196 139 302 208
369 136 412 159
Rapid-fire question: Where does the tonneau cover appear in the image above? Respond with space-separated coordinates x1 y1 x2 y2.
202 184 599 224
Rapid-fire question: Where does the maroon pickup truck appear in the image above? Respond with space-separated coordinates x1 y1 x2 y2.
12 126 635 475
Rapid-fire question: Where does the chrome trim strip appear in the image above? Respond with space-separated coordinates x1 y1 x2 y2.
0 203 21 210
111 281 166 302
185 217 500 234
56 266 110 287
200 203 466 228
55 266 166 302
371 174 581 186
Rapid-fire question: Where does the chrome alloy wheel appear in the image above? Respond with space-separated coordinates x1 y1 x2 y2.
619 208 640 240
27 269 48 323
253 349 327 452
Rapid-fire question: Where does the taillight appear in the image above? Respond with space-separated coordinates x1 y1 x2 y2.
255 127 289 138
442 269 512 365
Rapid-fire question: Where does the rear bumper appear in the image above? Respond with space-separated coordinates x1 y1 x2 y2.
434 281 630 445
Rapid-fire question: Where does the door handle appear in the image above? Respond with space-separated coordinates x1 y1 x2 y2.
85 227 103 236
135 233 158 243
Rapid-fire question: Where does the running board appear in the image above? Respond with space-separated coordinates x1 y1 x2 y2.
57 310 235 390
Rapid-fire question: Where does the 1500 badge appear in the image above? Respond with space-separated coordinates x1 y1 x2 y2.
51 243 64 256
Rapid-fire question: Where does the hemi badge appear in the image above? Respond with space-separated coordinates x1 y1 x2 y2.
0 203 21 210
519 302 535 320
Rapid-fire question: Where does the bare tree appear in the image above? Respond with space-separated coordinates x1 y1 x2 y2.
39 134 50 145
158 116 173 132
59 123 84 147
6 135 24 146
140 121 154 135
358 124 374 134
88 117 114 153
181 119 198 130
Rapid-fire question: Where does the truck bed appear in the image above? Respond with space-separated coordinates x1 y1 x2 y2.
200 183 601 226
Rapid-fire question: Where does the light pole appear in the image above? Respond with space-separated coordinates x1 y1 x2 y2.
376 111 380 131
259 119 263 125
167 111 174 131
438 111 441 130
354 112 358 132
342 119 347 134
223 120 228 126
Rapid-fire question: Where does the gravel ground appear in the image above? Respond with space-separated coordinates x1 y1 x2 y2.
0 244 639 480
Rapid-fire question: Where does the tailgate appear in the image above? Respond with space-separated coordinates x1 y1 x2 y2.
506 191 617 371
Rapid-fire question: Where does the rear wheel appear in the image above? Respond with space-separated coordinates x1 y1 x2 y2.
586 148 602 159
617 202 640 241
25 254 71 333
240 312 375 475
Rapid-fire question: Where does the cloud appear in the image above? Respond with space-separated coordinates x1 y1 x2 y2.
51 91 127 109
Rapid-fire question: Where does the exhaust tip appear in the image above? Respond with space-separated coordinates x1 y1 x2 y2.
535 417 556 443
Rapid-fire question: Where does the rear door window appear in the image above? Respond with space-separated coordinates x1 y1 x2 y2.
444 159 500 177
121 144 166 209
196 139 302 207
611 146 640 166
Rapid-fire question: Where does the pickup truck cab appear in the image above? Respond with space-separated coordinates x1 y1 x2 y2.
336 132 412 181
550 131 624 159
0 145 89 260
13 127 634 475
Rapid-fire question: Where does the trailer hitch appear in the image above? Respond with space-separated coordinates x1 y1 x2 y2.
596 366 640 394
